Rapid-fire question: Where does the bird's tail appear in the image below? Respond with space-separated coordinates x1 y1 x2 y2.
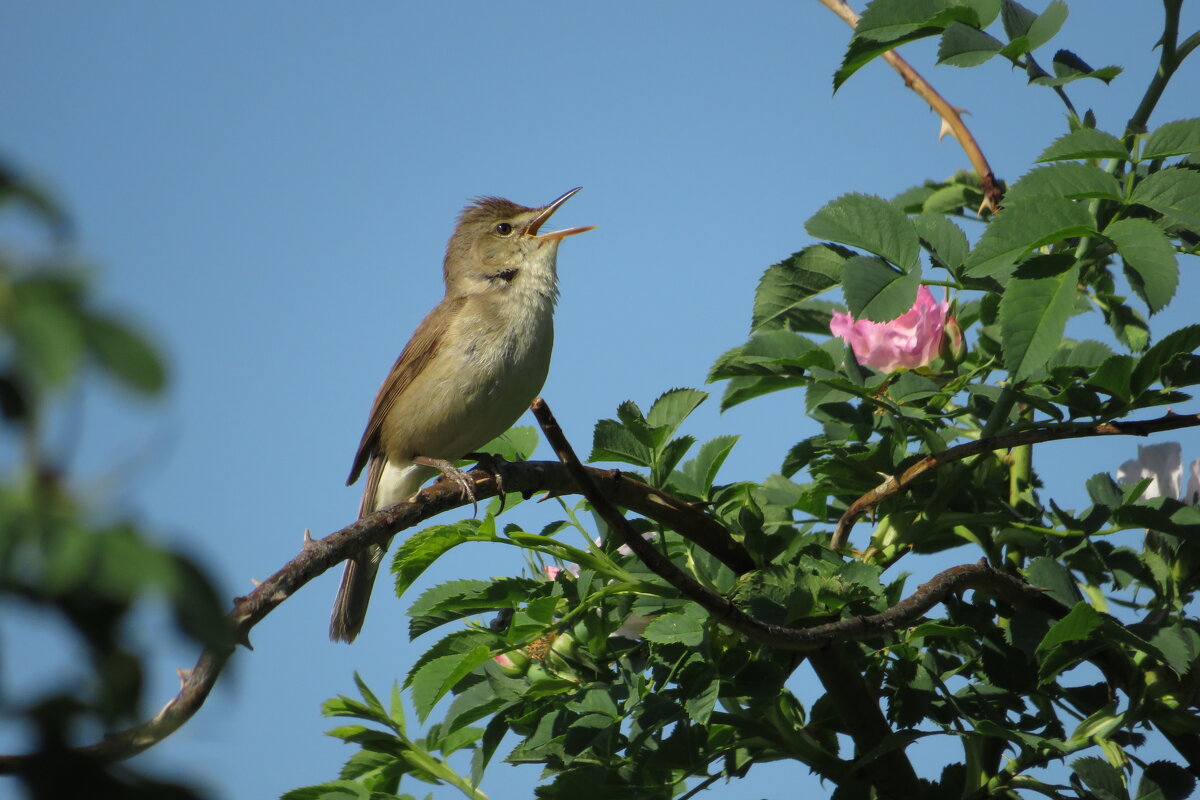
330 457 432 643
329 547 383 643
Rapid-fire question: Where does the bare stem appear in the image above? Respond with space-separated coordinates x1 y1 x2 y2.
814 0 1003 212
832 412 1200 550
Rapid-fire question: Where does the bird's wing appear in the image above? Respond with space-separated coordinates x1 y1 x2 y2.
346 296 466 485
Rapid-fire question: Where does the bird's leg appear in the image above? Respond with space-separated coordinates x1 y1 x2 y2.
413 456 478 515
464 452 508 512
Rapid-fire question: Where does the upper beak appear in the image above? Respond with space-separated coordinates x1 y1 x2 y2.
525 187 596 241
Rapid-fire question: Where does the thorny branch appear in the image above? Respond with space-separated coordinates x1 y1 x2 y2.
832 412 1200 550
531 398 1055 648
0 454 744 773
815 0 1003 213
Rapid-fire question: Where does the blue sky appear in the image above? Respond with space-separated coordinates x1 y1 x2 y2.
3 3 1199 798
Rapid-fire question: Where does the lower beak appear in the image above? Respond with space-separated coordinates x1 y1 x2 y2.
526 187 596 240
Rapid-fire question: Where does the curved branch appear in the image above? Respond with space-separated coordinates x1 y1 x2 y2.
531 398 1052 651
815 0 1003 213
0 454 748 773
832 412 1200 550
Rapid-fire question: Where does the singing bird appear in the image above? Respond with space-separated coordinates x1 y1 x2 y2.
330 188 593 642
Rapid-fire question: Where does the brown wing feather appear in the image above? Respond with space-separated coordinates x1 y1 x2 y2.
346 296 465 485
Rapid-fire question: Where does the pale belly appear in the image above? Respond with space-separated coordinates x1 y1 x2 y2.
380 306 554 462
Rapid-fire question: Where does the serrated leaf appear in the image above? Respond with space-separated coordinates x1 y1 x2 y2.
1141 118 1200 160
681 434 739 495
999 260 1081 380
1104 218 1178 313
1131 168 1200 233
841 256 920 321
643 610 705 646
1026 557 1082 606
938 21 1003 67
483 425 539 461
1031 49 1121 86
409 646 494 721
590 419 653 467
654 434 696 486
964 197 1094 277
1005 163 1122 204
1038 602 1102 653
752 244 852 333
1138 761 1196 800
1071 756 1127 800
834 0 984 89
1132 325 1200 395
281 781 370 800
708 330 829 379
391 521 494 598
1037 128 1128 162
1088 354 1134 401
913 213 969 271
646 387 707 433
805 193 920 269
1024 0 1067 51
854 0 982 43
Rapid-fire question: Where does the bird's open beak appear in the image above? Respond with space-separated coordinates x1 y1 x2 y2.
526 187 596 241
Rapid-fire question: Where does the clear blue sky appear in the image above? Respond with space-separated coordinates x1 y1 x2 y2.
3 3 1199 798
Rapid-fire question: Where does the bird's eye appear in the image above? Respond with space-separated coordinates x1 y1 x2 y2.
494 222 514 236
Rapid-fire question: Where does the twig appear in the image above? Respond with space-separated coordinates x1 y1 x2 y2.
815 0 1003 213
0 456 747 772
531 398 1052 647
831 412 1200 550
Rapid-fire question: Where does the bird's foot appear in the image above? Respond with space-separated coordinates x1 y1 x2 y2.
464 452 508 512
414 456 479 515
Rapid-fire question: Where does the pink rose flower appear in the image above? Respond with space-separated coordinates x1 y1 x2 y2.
830 285 953 373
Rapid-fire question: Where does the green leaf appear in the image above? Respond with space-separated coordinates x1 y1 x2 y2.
751 244 852 333
1000 0 1037 39
913 213 969 271
653 434 695 486
281 781 370 800
805 193 921 269
709 330 830 379
1030 49 1121 87
999 259 1082 380
834 0 986 89
1088 354 1135 401
1131 168 1200 233
12 288 86 389
642 609 705 646
591 419 653 467
1141 118 1200 160
680 434 739 495
409 646 494 721
938 21 1003 67
1137 761 1196 800
964 198 1094 277
1037 128 1128 162
483 425 540 460
391 521 494 597
1071 756 1127 800
841 256 920 321
1132 325 1200 395
1038 602 1102 653
1104 218 1178 313
854 0 983 43
1023 0 1067 52
1004 163 1122 204
646 387 707 434
84 313 167 395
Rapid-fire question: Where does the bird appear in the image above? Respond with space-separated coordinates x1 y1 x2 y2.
329 187 593 642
